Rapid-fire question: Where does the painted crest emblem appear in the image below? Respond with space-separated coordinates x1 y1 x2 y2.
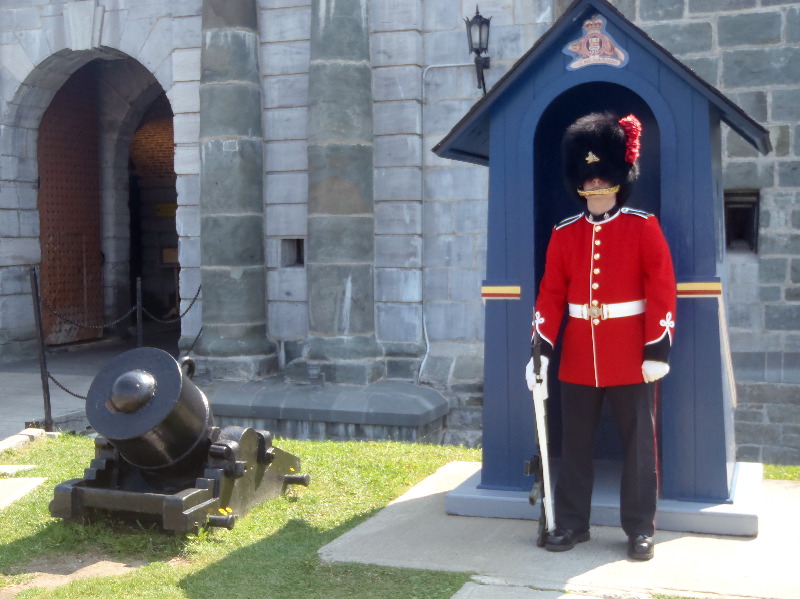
563 14 628 70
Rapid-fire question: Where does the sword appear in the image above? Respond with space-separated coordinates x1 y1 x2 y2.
526 319 555 546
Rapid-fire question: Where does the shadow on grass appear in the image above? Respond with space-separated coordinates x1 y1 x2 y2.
179 514 470 599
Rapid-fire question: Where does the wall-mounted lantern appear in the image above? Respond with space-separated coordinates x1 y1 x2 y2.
465 5 491 94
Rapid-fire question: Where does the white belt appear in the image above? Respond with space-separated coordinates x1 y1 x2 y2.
568 299 645 320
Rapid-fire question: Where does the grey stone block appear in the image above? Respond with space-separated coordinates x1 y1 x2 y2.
778 162 800 188
177 175 201 206
385 357 421 380
371 0 422 32
424 166 488 201
689 0 755 13
735 445 761 462
419 353 453 387
199 84 262 138
376 302 422 341
200 265 266 323
264 73 309 108
759 257 788 284
722 161 774 190
424 302 474 341
306 263 374 335
718 12 782 47
261 40 310 76
449 268 484 302
681 57 718 86
640 0 684 20
373 66 422 102
423 99 476 135
424 234 475 268
265 106 307 140
265 140 308 172
765 306 800 331
265 203 307 236
375 234 422 268
454 200 488 234
375 201 421 235
759 234 800 256
789 5 800 43
374 135 422 168
261 6 311 43
727 91 768 122
374 101 421 136
733 351 766 382
200 138 264 212
305 334 383 361
374 167 422 202
722 47 800 88
309 0 369 61
735 406 765 423
735 420 782 445
266 172 309 204
268 301 308 339
307 215 373 263
308 62 373 144
200 214 264 266
644 22 712 55
267 267 307 301
0 237 39 267
307 144 374 215
423 267 449 301
203 0 259 31
371 31 422 67
176 204 200 237
423 29 466 66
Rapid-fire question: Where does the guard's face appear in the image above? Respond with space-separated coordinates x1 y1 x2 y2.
581 177 612 192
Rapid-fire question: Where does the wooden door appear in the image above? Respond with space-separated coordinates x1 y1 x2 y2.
37 63 103 345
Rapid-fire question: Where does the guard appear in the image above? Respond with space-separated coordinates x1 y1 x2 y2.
525 112 676 560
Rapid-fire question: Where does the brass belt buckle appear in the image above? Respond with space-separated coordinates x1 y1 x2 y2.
588 305 603 320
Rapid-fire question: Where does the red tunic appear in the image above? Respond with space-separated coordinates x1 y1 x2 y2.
534 207 676 387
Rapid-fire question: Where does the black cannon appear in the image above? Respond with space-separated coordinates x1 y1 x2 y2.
50 347 309 534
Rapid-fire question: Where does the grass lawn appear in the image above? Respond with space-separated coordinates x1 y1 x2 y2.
0 435 479 598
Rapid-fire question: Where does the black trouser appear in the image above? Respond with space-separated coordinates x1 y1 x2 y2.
554 381 657 537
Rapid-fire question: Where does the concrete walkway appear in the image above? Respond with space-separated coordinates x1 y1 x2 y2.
321 461 799 599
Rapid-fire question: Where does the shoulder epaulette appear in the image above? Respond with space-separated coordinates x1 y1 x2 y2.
620 207 652 219
555 213 583 229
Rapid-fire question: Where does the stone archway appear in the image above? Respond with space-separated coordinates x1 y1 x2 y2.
3 48 174 346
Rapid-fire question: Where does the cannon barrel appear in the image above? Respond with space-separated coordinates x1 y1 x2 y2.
85 347 214 471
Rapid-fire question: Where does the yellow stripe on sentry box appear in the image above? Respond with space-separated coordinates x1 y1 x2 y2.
481 285 521 300
676 282 722 297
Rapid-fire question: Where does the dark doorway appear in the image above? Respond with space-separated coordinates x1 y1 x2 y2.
128 93 180 350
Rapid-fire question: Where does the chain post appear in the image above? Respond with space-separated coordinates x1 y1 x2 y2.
136 277 143 348
29 267 53 432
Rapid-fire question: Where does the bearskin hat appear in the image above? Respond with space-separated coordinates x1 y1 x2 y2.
561 112 641 206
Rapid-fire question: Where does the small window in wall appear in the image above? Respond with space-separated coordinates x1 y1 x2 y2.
724 190 759 252
281 238 305 267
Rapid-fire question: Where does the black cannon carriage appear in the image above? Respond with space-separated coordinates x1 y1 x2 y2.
49 347 309 534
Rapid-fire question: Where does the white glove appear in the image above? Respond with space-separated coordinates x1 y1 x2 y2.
525 356 549 392
642 360 670 383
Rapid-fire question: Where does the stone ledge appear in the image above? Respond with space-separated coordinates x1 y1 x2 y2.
200 377 449 430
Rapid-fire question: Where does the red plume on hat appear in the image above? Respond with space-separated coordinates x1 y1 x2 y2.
618 114 642 165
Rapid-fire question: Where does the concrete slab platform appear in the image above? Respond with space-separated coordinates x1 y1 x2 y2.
445 460 762 536
0 477 47 509
320 461 800 599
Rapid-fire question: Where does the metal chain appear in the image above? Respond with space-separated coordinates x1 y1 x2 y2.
39 286 201 329
141 286 202 325
47 373 87 400
39 297 136 330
